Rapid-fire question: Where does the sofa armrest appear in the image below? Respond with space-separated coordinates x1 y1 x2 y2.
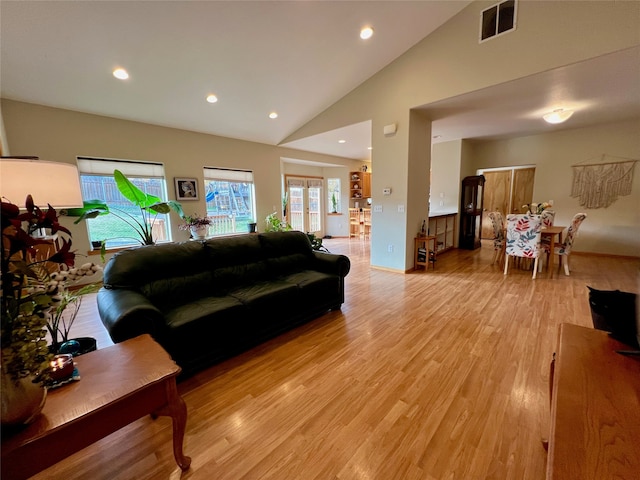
312 251 351 277
97 288 166 344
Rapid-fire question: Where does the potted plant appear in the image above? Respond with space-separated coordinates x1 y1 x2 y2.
179 213 211 239
331 192 338 214
65 169 185 249
1 195 76 425
265 212 292 232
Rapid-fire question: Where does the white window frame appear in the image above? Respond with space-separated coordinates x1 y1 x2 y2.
77 156 172 248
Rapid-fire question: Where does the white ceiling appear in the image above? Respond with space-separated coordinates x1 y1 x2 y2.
2 1 639 164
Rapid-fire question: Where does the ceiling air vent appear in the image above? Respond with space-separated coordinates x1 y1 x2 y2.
480 0 517 42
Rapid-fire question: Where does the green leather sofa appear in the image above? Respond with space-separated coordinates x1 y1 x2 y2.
97 231 351 376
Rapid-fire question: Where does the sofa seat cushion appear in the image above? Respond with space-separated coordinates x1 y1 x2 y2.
229 280 299 311
165 295 247 332
282 270 340 303
163 295 251 369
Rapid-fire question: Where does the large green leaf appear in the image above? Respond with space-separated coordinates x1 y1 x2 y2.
114 169 162 208
64 200 110 224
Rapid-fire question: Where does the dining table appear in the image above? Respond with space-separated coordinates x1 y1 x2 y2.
541 225 566 277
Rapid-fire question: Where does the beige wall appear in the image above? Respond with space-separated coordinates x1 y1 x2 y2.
1 99 359 255
3 1 639 268
284 0 640 270
467 119 640 257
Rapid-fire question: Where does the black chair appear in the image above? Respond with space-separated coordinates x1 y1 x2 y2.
588 286 639 349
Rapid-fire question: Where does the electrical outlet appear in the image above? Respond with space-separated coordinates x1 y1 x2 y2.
387 244 394 253
398 204 405 213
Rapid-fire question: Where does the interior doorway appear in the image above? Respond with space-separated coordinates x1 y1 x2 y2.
480 166 535 239
285 175 323 236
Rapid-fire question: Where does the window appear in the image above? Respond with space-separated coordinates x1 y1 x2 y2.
203 167 255 236
77 157 171 248
480 0 516 42
327 178 341 214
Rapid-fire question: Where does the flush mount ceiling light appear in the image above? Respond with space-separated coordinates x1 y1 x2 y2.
269 112 278 119
206 94 218 104
360 26 374 40
338 139 346 144
112 68 129 80
543 109 574 124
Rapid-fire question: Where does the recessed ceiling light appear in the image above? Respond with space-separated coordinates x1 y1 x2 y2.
360 26 374 40
206 94 218 104
368 147 372 150
113 68 129 80
338 139 346 144
543 109 574 124
269 112 278 119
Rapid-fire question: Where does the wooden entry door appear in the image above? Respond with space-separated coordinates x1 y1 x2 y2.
481 167 535 239
511 168 535 213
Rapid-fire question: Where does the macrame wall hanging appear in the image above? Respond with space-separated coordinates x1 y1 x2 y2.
570 154 638 209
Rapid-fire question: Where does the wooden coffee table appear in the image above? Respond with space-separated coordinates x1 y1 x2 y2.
1 334 191 479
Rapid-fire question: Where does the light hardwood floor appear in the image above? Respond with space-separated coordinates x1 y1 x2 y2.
31 239 639 480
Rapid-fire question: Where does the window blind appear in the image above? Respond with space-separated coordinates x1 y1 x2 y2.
77 157 165 177
204 167 253 182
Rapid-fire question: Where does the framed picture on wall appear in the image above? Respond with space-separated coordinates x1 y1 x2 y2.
174 178 199 200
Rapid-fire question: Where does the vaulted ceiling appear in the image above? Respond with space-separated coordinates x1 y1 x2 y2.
2 1 639 162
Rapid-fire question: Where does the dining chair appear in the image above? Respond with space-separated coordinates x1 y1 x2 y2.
539 209 556 255
487 210 505 265
503 214 543 279
541 209 555 227
348 208 360 238
544 213 587 276
363 208 372 239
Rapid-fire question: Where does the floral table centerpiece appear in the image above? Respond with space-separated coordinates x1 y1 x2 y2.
180 213 211 239
522 201 552 215
1 195 76 425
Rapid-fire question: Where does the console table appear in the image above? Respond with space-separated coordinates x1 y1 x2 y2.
1 334 191 479
547 323 640 479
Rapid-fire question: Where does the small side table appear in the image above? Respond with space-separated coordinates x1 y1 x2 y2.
414 235 437 271
1 334 191 479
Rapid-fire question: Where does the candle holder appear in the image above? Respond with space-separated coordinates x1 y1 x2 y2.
48 354 75 383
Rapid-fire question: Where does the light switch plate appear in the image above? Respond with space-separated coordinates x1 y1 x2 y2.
374 205 383 213
398 204 405 213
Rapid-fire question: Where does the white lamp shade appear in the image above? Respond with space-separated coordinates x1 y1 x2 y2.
0 158 84 208
543 109 574 124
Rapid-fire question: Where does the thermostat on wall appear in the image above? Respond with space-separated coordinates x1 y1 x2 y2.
382 187 391 195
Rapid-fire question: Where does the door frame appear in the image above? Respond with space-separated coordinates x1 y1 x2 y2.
284 174 324 236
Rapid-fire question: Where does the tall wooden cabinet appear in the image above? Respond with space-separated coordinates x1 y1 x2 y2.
459 175 485 250
350 171 371 206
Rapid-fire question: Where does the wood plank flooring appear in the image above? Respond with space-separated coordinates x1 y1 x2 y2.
30 239 639 480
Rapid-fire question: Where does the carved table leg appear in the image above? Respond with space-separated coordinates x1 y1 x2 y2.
154 380 192 470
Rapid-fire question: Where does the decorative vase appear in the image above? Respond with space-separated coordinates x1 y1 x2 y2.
190 225 207 239
248 222 257 233
57 337 98 356
1 368 47 427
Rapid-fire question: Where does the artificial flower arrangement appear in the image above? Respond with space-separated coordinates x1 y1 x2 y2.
522 201 552 215
1 195 102 385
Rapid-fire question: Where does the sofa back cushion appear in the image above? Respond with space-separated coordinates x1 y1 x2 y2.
103 240 213 307
259 231 314 276
103 240 207 289
204 234 268 293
